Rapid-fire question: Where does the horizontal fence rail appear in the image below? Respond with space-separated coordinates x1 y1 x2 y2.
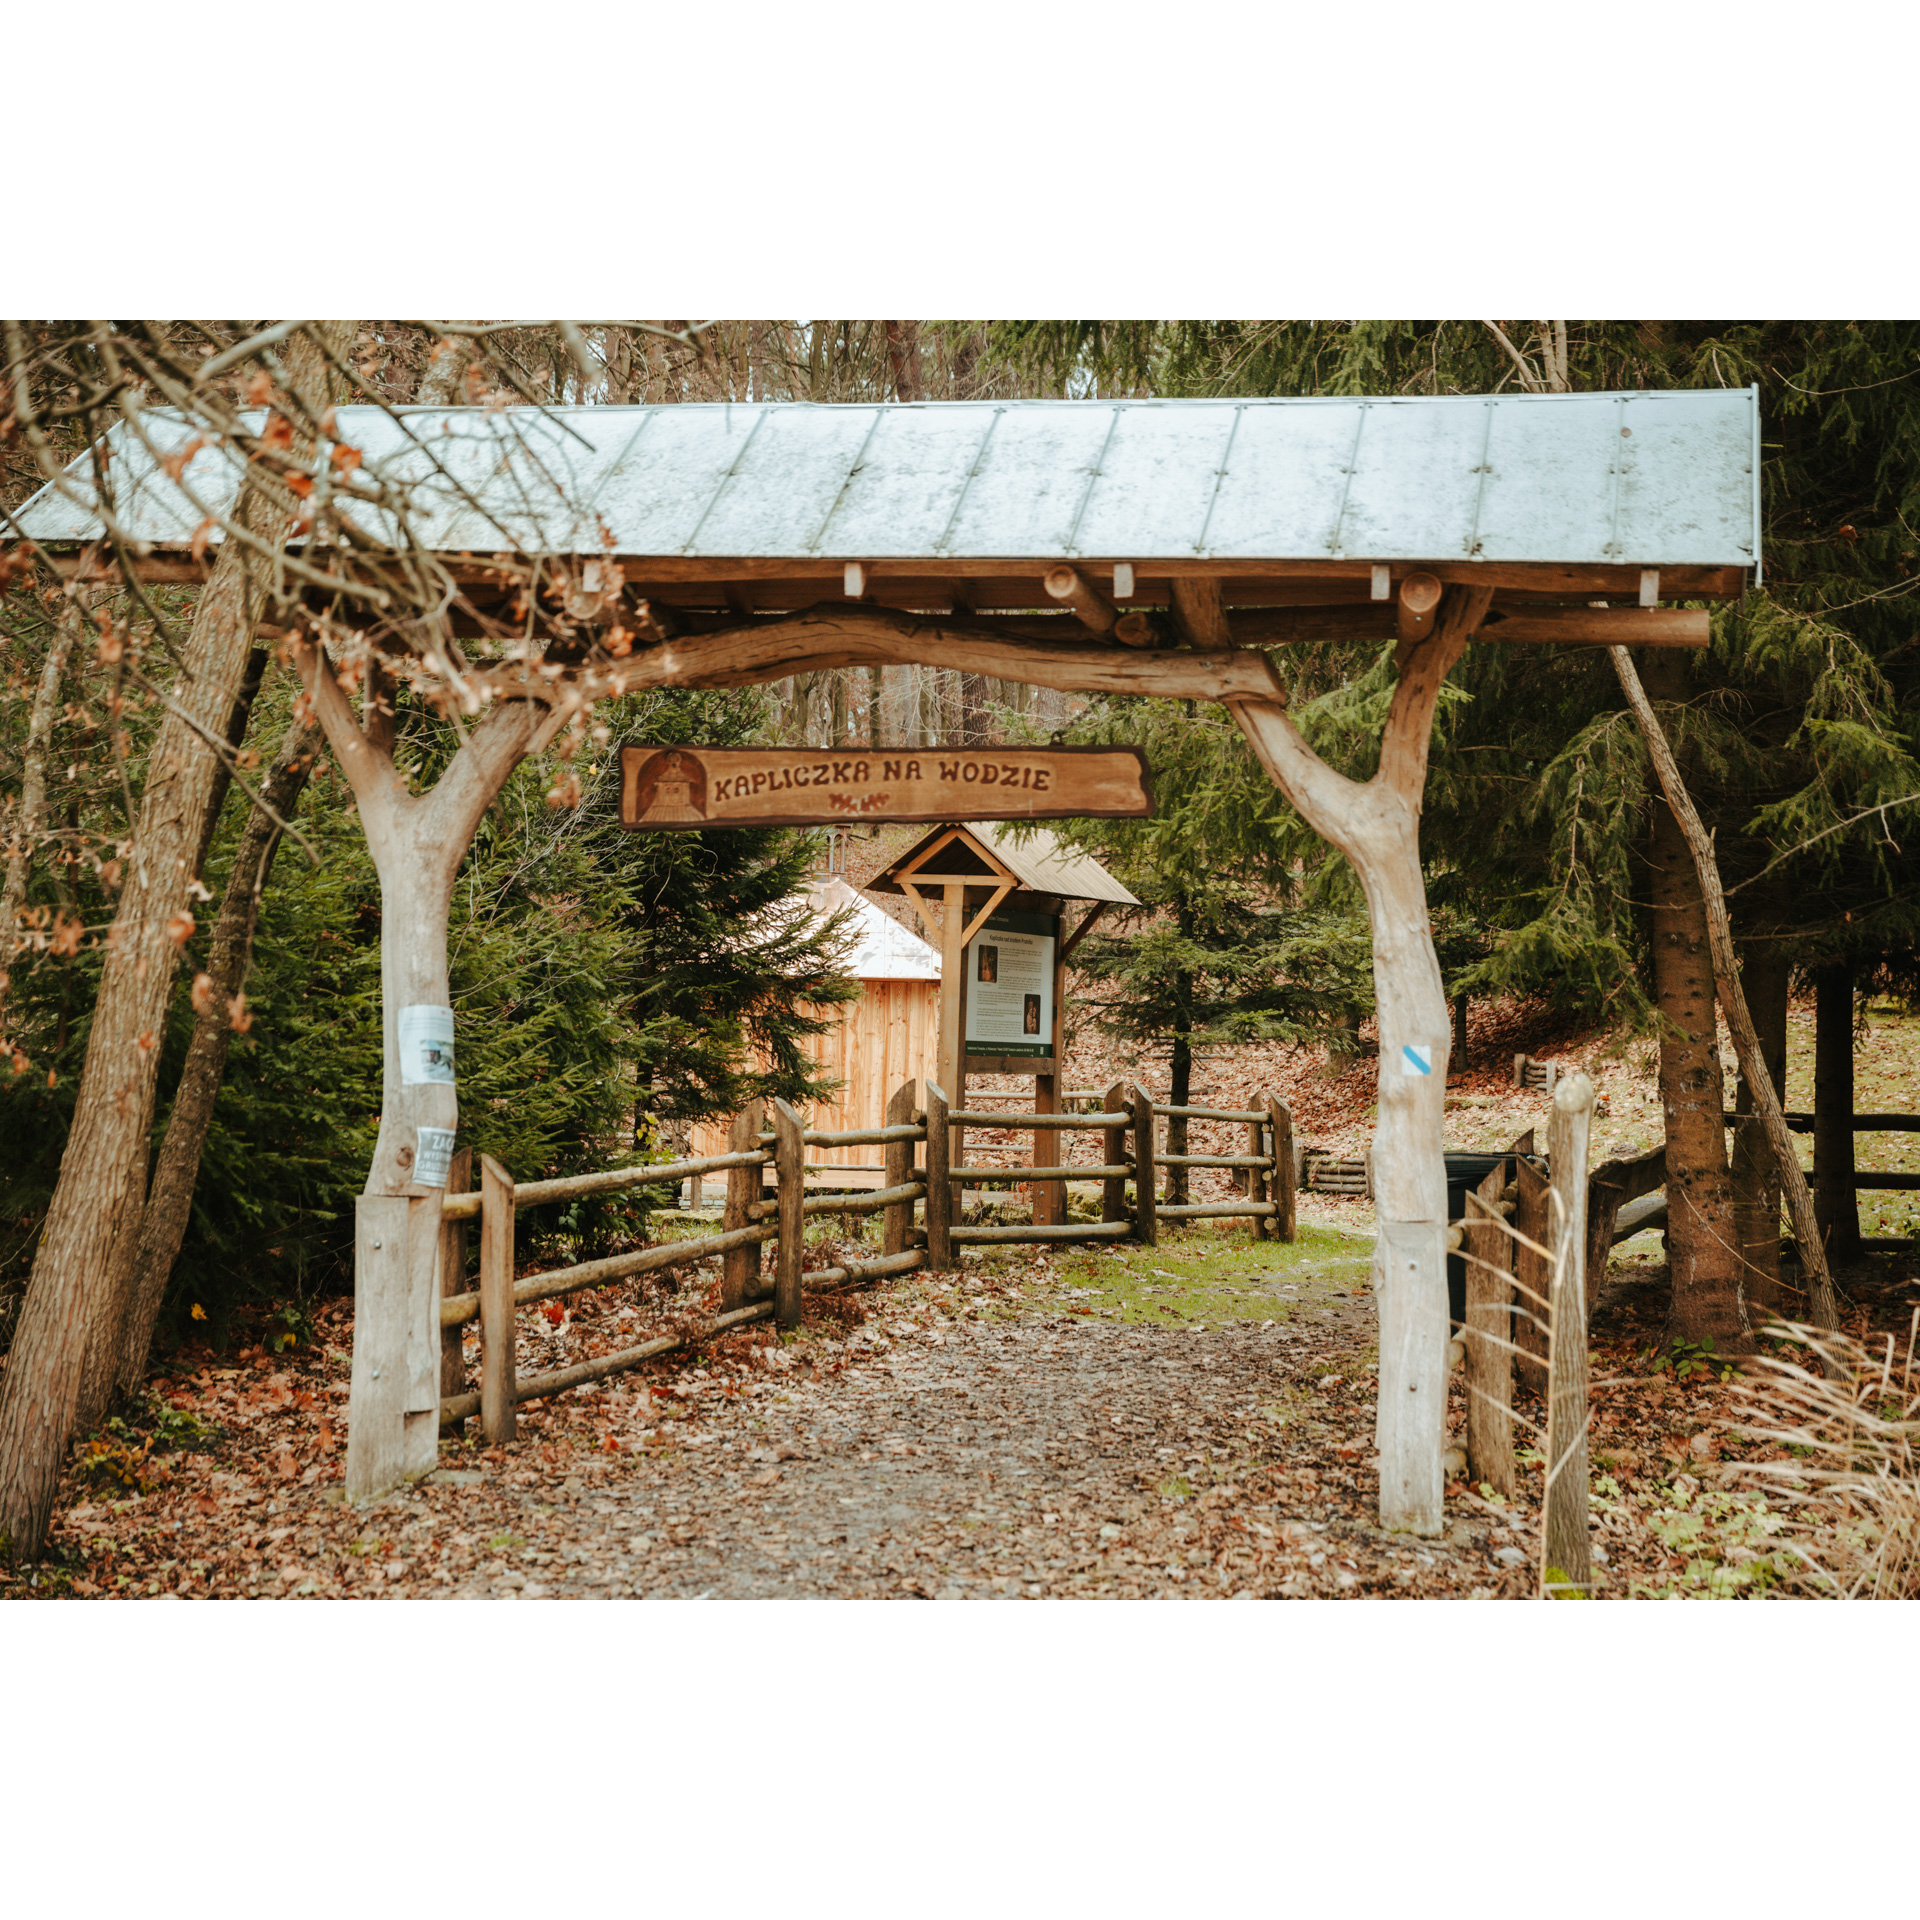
437 1077 1302 1447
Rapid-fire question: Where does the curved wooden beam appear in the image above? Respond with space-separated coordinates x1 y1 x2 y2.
476 605 1284 705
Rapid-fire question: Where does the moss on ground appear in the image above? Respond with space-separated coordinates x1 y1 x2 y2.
963 1221 1375 1328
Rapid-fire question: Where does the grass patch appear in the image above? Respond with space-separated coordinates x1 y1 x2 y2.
1002 1222 1374 1327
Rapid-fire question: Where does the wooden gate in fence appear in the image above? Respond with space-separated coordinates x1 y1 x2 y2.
432 1078 1299 1446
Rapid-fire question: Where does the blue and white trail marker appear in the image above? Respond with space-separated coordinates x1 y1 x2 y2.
1401 1043 1433 1077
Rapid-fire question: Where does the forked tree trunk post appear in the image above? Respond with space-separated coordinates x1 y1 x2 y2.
293 639 551 1498
1231 586 1492 1536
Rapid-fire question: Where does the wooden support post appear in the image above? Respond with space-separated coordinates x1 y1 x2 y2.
438 1147 472 1436
883 1080 917 1256
479 1153 517 1445
1512 1133 1550 1396
1130 1083 1157 1247
1267 1095 1297 1244
1169 576 1230 650
1043 564 1118 634
1246 1116 1270 1240
772 1098 805 1330
1101 1080 1129 1225
721 1099 765 1310
1543 1074 1596 1596
1462 1155 1515 1499
1032 1075 1061 1227
1033 917 1066 1227
937 881 966 1165
1396 571 1443 647
924 1081 953 1270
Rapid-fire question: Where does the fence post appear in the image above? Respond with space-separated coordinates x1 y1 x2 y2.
1245 1113 1270 1240
1031 1072 1062 1227
1463 1157 1515 1498
438 1147 472 1437
1101 1079 1128 1225
884 1080 918 1256
1544 1074 1595 1596
924 1081 953 1269
772 1098 805 1330
719 1100 765 1310
1512 1131 1549 1394
1267 1095 1297 1244
479 1153 517 1445
1130 1083 1157 1247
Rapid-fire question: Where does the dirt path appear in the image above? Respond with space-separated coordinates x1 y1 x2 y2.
20 1213 1913 1601
442 1297 1516 1601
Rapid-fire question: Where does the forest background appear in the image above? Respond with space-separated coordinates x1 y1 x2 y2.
3 317 1917 1397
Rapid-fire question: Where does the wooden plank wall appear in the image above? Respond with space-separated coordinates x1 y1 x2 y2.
689 978 942 1185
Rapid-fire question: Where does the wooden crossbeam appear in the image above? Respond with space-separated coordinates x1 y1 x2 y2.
11 545 1751 604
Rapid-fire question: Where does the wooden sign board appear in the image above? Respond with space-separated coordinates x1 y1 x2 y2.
618 745 1150 830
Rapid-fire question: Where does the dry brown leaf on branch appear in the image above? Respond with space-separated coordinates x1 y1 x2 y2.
158 435 205 481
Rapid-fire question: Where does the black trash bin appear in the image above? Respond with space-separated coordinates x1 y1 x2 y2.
1443 1151 1521 1329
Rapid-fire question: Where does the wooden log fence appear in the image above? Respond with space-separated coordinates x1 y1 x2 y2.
437 1079 1306 1445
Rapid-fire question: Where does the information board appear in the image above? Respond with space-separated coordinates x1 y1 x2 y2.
964 912 1055 1060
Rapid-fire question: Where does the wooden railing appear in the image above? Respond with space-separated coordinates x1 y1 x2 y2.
436 1078 1303 1446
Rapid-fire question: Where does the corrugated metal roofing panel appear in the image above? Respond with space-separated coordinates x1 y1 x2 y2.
973 823 1141 905
811 879 942 979
6 391 1760 568
871 822 1140 907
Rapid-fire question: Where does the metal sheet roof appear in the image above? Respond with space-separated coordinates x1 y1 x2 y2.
810 879 942 980
7 390 1760 569
872 822 1140 907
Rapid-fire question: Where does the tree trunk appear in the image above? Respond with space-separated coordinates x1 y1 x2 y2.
114 716 322 1397
883 322 924 404
416 334 476 405
1645 770 1748 1352
1814 962 1860 1261
1231 584 1492 1536
950 329 983 400
961 672 989 747
0 324 346 1560
1613 646 1836 1342
0 583 88 1045
866 666 883 749
1730 945 1789 1317
1165 938 1194 1205
187 647 268 887
294 640 546 1500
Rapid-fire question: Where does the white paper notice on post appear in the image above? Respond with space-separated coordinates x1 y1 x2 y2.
399 1004 456 1086
415 1127 456 1189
